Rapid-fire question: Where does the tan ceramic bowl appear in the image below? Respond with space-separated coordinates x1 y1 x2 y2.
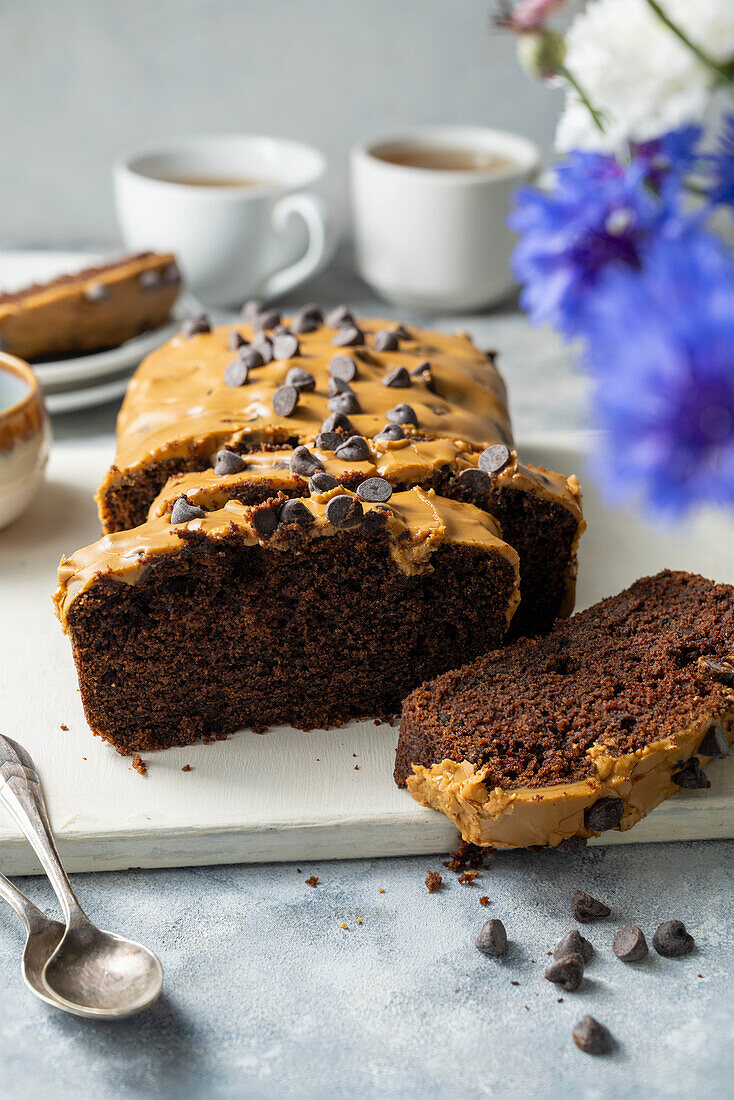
0 353 50 530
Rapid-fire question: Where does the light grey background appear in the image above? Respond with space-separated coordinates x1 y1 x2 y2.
0 0 562 247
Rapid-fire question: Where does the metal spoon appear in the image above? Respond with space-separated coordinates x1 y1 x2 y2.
0 871 65 1009
0 734 163 1018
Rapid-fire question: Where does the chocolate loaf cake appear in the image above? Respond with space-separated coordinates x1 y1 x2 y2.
396 572 734 848
55 487 520 753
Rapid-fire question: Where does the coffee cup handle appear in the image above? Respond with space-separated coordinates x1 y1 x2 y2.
260 193 334 300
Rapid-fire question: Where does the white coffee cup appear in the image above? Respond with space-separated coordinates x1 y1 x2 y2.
114 134 335 308
350 126 540 312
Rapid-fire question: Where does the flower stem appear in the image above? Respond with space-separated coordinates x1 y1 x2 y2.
559 64 605 133
644 0 734 85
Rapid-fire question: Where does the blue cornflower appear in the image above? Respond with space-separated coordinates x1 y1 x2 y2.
704 113 734 208
588 232 734 518
632 126 703 194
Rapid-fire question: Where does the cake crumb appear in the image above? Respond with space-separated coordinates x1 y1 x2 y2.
60 724 69 731
297 868 302 874
305 875 319 887
458 870 479 885
510 980 519 986
181 764 192 772
131 753 147 776
479 896 490 906
354 765 359 770
558 998 564 1003
443 840 494 873
340 922 348 930
425 870 443 893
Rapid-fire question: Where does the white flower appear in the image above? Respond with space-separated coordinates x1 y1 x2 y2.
555 0 734 152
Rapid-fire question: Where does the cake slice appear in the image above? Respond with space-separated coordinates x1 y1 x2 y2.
55 487 519 753
395 572 734 848
0 252 180 361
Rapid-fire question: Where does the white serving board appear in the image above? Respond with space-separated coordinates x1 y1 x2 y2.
1 437 733 874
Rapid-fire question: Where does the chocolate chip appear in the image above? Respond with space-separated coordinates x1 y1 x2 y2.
475 918 507 956
296 303 322 324
272 385 299 417
286 367 316 392
382 366 412 389
279 499 313 527
182 314 211 337
239 346 265 370
328 392 361 416
332 324 363 347
572 890 611 923
251 337 273 364
291 314 319 334
83 282 109 303
375 424 405 442
653 919 695 957
253 308 280 331
557 836 588 853
457 468 492 493
314 432 341 451
170 497 206 525
241 299 262 321
392 325 410 340
329 355 358 383
321 412 355 436
672 757 710 789
273 324 291 336
214 449 247 475
545 956 584 992
698 724 729 759
273 334 300 360
584 796 624 833
374 329 399 351
224 360 249 387
326 304 353 328
252 503 280 538
139 268 161 290
613 925 648 962
228 330 248 351
386 403 418 427
290 446 324 478
328 376 353 397
702 657 734 685
357 477 392 504
309 471 340 493
335 435 371 462
411 360 431 377
572 1016 613 1055
554 930 594 965
478 444 511 475
325 493 363 529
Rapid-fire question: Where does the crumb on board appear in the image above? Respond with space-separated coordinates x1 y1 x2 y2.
443 840 495 874
425 870 443 893
182 764 192 772
379 888 385 894
305 875 319 887
297 868 302 874
354 765 359 770
458 870 479 885
131 753 147 776
479 896 490 906
340 922 348 930
511 980 519 986
356 918 362 925
60 724 69 731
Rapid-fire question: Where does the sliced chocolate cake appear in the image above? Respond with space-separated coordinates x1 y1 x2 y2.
395 572 734 848
55 487 520 753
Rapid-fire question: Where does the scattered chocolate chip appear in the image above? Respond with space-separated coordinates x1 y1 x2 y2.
291 314 318 334
252 504 280 538
613 925 648 962
382 366 412 389
314 432 341 451
392 324 410 340
279 499 313 527
224 360 249 387
325 493 363 529
228 330 248 351
386 403 418 427
357 477 392 504
653 919 695 957
572 1016 613 1055
241 299 262 321
545 956 584 992
329 355 358 382
237 346 264 370
272 385 299 417
139 268 161 290
672 757 711 789
214 449 247 475
182 314 211 337
554 930 593 965
698 724 729 759
326 304 353 328
374 329 399 351
557 836 588 853
321 412 355 435
251 337 273 364
290 446 324 478
253 308 280 331
478 443 511 475
170 497 206 525
375 423 405 442
701 657 734 685
272 334 300 360
411 360 431 377
572 890 611 923
309 471 340 493
475 919 507 956
584 796 624 833
286 367 316 392
83 282 109 303
332 324 363 347
335 435 371 462
328 392 361 416
457 468 492 493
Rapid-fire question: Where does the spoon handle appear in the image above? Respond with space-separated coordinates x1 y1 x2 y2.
0 871 50 936
0 735 86 929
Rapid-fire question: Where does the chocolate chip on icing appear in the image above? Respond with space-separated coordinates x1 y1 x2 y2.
252 503 280 538
375 423 405 442
272 385 299 417
321 412 355 435
653 920 695 957
545 956 584 992
374 329 400 351
291 314 319 334
182 314 211 337
672 757 711 789
328 392 361 416
83 282 109 303
170 497 206 525
239 346 265 370
613 925 648 962
571 891 611 923
386 403 418 427
457 468 492 493
290 446 324 478
325 493 363 528
698 724 729 759
475 918 507 956
279 499 314 527
314 432 341 451
224 360 249 387
139 268 161 290
411 360 431 377
392 324 411 340
228 330 248 351
382 366 412 389
251 337 273 364
326 304 353 328
584 796 624 833
309 471 340 493
554 930 593 965
272 334 300 360
241 299 262 321
328 376 353 396
478 444 511 475
701 656 734 685
572 1016 613 1055
335 435 371 462
214 449 247 475
356 477 392 503
329 355 358 383
253 308 280 331
273 323 291 336
332 323 363 347
296 303 323 324
286 367 316 392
